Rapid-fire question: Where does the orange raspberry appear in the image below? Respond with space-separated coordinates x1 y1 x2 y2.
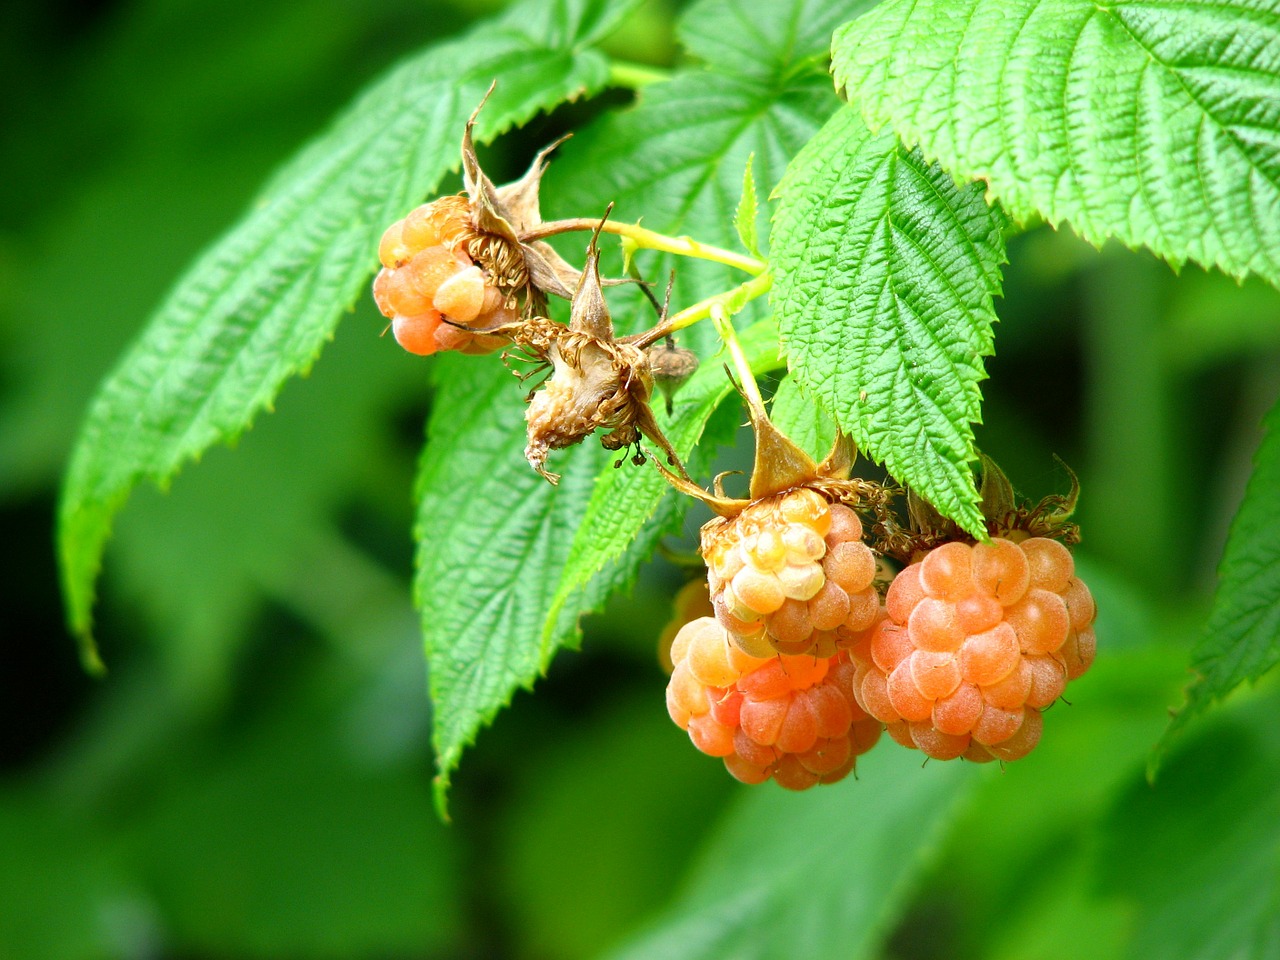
372 197 517 357
849 537 1096 763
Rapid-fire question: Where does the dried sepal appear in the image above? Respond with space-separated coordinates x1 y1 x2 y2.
655 379 874 521
512 230 686 484
459 88 582 302
816 431 857 482
977 453 1017 524
882 454 1081 560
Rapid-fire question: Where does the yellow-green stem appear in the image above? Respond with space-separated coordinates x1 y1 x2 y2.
632 271 772 346
606 60 671 89
711 303 767 411
528 219 767 275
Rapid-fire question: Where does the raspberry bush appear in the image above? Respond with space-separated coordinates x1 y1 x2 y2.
42 0 1280 954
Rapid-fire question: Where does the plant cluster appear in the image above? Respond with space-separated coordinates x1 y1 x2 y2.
56 0 1280 820
363 97 1098 787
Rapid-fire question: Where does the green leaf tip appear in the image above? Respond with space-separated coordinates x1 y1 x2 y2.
734 153 760 258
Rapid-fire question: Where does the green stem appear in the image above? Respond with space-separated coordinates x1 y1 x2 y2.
711 302 767 411
606 59 671 89
631 271 773 346
526 219 767 276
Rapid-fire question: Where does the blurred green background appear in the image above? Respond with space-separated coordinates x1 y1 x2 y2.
4 0 1280 958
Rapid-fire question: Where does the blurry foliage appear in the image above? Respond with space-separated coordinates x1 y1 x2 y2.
4 0 1280 959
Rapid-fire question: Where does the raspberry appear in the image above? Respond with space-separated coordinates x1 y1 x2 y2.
666 617 882 789
702 488 880 659
372 197 518 356
848 537 1096 763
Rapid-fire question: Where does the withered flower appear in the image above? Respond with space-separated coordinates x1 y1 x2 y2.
513 232 685 483
456 86 583 306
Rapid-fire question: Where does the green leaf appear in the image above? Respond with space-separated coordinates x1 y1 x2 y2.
677 0 878 78
414 357 613 813
832 0 1280 289
549 0 876 356
56 0 636 667
1158 398 1280 760
769 374 837 462
734 154 761 258
604 746 978 960
771 107 1006 535
421 0 870 808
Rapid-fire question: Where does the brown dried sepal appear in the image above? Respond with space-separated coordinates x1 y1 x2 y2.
458 87 582 306
883 455 1083 562
509 234 684 484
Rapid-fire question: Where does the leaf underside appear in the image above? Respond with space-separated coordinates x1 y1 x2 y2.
771 107 1006 536
421 0 875 807
833 0 1280 289
57 0 635 666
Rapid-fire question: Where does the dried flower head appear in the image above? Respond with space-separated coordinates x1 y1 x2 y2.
456 85 582 305
517 231 682 483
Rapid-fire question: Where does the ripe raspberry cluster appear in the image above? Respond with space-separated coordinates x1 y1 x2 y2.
666 617 882 790
847 537 1096 762
373 196 517 356
703 488 881 659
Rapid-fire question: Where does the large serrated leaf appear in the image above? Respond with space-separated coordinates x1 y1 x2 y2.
419 0 871 807
771 107 1005 535
833 0 1280 289
1157 398 1280 762
414 357 614 812
57 0 635 666
603 747 978 960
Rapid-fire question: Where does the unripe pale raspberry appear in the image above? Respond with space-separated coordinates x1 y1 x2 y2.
665 617 881 789
702 489 880 659
849 536 1096 763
